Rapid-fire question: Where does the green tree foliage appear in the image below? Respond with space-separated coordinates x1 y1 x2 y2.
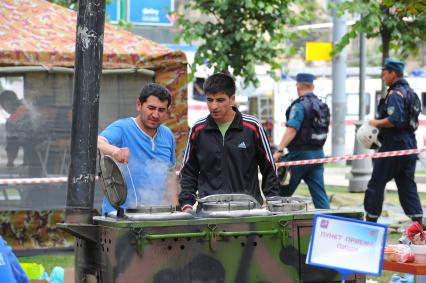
47 0 78 10
333 0 426 63
177 0 315 86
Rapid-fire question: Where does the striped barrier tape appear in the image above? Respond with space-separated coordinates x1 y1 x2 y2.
0 177 68 186
276 148 426 167
1 148 425 185
0 175 102 186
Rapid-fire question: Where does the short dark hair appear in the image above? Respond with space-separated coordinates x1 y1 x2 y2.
203 73 236 97
384 69 403 78
394 70 404 78
138 83 172 107
0 90 18 107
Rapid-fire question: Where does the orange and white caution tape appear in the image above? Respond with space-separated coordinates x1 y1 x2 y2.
0 175 98 186
1 148 426 185
276 148 426 167
0 177 68 186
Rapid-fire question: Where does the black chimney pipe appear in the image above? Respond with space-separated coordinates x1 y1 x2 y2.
65 0 105 224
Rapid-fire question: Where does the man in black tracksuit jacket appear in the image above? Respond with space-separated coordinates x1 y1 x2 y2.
179 73 279 211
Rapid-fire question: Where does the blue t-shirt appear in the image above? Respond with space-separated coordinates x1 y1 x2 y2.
0 236 30 283
99 118 176 213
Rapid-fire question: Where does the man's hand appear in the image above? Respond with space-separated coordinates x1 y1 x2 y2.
181 204 193 212
98 138 130 163
112 147 129 164
273 151 283 162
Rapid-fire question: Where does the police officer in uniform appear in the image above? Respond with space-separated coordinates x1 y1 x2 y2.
273 73 330 209
365 58 423 224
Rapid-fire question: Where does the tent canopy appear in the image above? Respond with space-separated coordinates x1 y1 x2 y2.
0 0 189 166
0 0 186 69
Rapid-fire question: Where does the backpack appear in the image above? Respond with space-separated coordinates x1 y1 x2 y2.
404 87 421 131
306 96 330 146
286 95 330 149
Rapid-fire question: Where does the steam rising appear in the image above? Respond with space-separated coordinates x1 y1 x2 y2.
119 158 179 208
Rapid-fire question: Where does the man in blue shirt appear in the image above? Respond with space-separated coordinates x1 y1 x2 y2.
273 73 330 209
98 83 177 214
365 58 423 224
0 236 30 283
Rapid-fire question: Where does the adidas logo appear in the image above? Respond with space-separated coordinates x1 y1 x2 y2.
238 142 247 149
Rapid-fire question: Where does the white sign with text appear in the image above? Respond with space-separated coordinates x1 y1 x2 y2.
306 214 387 276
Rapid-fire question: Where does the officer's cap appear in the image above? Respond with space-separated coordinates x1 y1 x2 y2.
382 58 405 74
296 73 315 84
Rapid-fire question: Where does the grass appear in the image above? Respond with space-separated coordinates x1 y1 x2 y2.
19 254 74 276
297 184 426 207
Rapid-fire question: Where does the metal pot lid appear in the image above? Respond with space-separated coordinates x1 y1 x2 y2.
197 209 271 218
107 204 195 220
98 155 127 210
201 201 257 212
197 194 262 215
198 194 261 207
126 205 176 214
265 196 310 213
266 196 311 204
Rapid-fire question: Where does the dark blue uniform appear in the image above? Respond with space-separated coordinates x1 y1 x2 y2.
364 78 423 222
281 93 330 209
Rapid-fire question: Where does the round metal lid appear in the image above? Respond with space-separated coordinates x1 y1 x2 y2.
198 194 261 206
98 155 127 210
198 194 261 212
201 201 257 212
265 196 310 213
196 194 270 218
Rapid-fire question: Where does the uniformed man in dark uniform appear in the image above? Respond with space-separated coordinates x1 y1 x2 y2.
273 73 330 209
365 58 423 224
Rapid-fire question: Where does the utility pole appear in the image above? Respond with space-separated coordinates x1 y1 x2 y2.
348 32 372 192
358 33 366 122
66 0 105 224
65 0 105 281
331 0 347 163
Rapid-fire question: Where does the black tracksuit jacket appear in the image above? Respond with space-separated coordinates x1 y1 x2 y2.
179 108 279 207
